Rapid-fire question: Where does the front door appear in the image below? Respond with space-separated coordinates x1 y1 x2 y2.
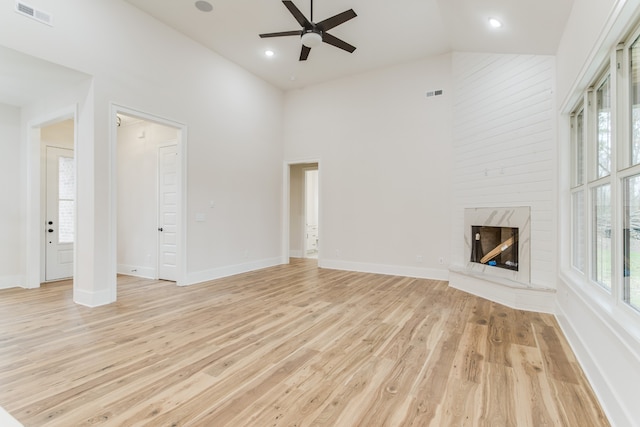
158 144 178 281
45 146 74 281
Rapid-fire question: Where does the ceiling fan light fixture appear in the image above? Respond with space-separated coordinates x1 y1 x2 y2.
301 31 322 48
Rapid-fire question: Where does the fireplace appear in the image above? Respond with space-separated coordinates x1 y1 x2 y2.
470 226 519 271
462 207 530 285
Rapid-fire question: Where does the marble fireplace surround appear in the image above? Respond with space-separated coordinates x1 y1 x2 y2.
449 206 556 313
463 206 531 286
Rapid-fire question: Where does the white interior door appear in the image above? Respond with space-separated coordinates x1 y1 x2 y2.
158 145 178 281
45 146 74 281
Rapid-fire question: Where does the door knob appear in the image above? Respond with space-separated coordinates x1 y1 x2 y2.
158 227 163 232
48 229 54 233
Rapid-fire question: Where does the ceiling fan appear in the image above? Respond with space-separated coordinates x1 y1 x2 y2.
259 0 357 61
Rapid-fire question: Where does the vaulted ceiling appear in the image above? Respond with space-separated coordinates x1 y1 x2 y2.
124 0 574 90
0 0 575 107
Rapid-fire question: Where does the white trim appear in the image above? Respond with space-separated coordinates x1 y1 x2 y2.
560 0 640 114
0 275 25 289
116 264 155 279
0 406 23 427
26 105 77 290
73 286 113 308
109 104 188 301
184 257 284 286
320 258 450 282
556 273 639 427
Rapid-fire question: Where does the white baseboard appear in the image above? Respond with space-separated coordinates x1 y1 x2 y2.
184 257 284 286
117 264 155 279
0 407 23 427
319 259 449 281
555 275 639 427
73 287 114 307
0 275 24 290
448 270 556 313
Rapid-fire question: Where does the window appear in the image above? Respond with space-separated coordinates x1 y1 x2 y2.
572 191 585 272
58 156 75 244
568 27 640 315
571 108 586 273
631 36 640 165
624 175 640 309
593 184 612 290
596 75 612 178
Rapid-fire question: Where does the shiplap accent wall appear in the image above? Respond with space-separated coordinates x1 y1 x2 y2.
451 52 556 289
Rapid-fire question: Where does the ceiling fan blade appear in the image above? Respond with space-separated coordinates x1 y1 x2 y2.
300 45 311 61
283 1 312 28
259 30 302 38
317 9 357 31
322 32 356 53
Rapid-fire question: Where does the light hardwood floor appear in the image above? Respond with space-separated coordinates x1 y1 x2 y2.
0 259 608 426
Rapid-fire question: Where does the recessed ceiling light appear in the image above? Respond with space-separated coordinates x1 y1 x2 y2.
195 1 213 12
265 50 275 57
488 18 502 28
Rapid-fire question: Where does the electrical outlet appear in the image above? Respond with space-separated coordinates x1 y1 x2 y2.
336 249 341 257
438 257 444 265
416 255 423 263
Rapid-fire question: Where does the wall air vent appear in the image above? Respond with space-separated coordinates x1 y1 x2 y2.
426 89 444 98
15 1 53 26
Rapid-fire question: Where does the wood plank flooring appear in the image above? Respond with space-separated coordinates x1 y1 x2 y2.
0 259 609 426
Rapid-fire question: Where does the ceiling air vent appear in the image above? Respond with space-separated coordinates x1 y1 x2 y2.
15 1 53 26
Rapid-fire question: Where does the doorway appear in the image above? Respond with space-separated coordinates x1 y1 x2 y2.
44 146 74 281
304 168 319 258
115 111 181 282
288 162 319 260
39 117 76 283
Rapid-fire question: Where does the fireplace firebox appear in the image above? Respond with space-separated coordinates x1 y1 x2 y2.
470 226 519 271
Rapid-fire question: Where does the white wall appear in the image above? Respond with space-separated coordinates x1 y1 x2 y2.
117 119 177 278
284 55 452 280
0 0 285 303
450 53 557 290
0 103 22 288
556 1 640 425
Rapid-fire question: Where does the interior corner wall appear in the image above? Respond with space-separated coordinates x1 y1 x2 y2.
555 0 640 425
0 103 23 289
1 0 285 299
449 52 557 291
283 55 452 280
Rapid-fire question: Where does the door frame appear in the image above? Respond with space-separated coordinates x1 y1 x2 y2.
109 104 187 298
26 105 77 289
283 159 321 264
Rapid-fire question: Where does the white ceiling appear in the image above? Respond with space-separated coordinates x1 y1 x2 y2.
124 0 574 90
0 0 574 107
